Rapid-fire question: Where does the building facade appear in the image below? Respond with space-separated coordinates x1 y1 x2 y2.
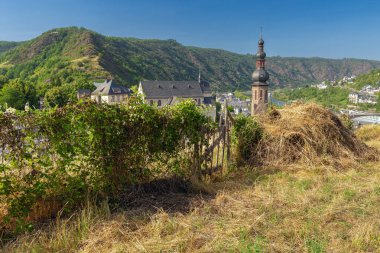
251 35 270 115
138 77 213 107
82 79 131 104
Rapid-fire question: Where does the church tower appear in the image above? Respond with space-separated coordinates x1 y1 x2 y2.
251 34 269 115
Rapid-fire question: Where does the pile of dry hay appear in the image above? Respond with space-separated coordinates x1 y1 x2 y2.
252 103 378 167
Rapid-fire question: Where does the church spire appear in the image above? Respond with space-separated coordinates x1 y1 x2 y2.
252 34 269 83
251 32 270 116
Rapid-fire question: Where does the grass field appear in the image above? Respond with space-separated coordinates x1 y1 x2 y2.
2 125 380 253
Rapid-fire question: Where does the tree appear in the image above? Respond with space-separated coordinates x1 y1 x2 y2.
44 86 70 107
0 79 37 110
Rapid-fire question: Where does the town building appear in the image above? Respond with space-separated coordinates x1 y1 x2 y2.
77 79 131 104
312 82 328 90
361 85 380 95
216 92 251 116
251 34 270 115
138 76 213 107
348 85 379 104
349 92 378 104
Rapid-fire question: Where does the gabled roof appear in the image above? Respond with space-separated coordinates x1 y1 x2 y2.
92 80 131 96
140 81 204 99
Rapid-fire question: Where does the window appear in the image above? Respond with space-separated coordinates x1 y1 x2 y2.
198 99 201 105
265 90 268 102
111 95 115 102
150 100 153 106
157 100 161 106
255 90 257 100
260 90 263 99
112 88 121 94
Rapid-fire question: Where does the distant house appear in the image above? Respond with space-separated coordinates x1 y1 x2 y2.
349 92 377 104
138 78 213 107
360 85 380 95
312 82 328 90
91 79 131 104
77 79 131 104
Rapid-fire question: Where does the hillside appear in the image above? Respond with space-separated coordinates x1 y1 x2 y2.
1 27 380 108
0 41 20 54
350 69 380 90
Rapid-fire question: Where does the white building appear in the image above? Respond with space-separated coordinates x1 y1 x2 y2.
349 92 377 104
81 79 131 104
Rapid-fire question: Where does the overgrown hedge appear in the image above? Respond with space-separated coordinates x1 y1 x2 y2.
0 99 215 230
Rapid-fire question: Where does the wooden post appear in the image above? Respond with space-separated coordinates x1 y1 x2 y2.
224 100 230 171
221 126 226 174
210 132 215 175
193 143 200 179
226 112 231 168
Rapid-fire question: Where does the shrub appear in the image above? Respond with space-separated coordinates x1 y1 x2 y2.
0 99 215 230
232 115 263 165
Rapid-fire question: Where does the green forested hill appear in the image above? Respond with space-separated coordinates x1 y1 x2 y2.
1 27 380 109
349 69 380 90
0 41 20 54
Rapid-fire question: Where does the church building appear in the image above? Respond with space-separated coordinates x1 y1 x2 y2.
138 75 213 107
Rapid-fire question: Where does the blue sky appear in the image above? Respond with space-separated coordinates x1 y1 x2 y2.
1 0 380 60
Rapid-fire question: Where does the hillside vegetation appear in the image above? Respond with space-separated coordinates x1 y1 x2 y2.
273 68 380 111
273 86 350 110
350 69 380 90
1 27 380 109
0 42 20 54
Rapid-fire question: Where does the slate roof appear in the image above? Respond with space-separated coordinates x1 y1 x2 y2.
199 80 211 94
140 81 205 99
92 80 131 96
77 89 91 96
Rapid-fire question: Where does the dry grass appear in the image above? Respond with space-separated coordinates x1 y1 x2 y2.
253 103 378 167
2 110 380 253
356 125 380 150
4 159 380 253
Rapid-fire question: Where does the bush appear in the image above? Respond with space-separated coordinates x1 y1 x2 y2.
232 115 263 165
0 99 215 230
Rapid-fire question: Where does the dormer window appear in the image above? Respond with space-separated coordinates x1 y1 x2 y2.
112 88 121 94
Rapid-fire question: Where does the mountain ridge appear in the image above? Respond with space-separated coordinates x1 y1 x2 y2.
1 27 380 108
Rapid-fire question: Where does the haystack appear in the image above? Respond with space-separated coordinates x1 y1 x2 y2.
252 103 378 167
